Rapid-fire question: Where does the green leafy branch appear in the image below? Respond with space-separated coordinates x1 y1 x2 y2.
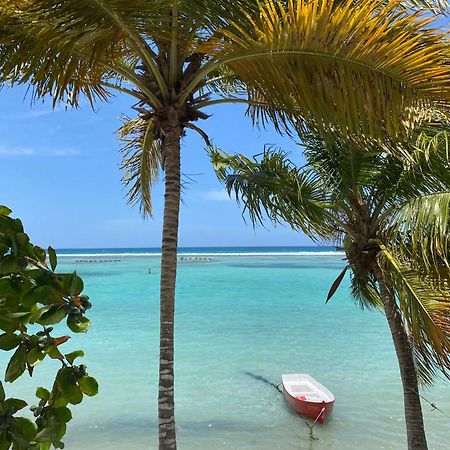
0 206 98 449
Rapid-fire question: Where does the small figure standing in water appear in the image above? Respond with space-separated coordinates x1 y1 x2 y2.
148 266 152 274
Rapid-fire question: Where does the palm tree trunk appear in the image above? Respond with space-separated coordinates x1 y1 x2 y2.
158 121 182 450
374 268 428 450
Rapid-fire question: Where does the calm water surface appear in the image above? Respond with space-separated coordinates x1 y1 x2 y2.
3 252 449 449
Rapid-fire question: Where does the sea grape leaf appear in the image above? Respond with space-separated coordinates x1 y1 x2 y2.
2 398 28 414
27 348 46 367
38 442 51 450
12 417 37 441
57 368 83 405
53 407 72 423
47 345 64 361
35 413 66 444
48 247 57 272
0 381 5 401
39 306 67 325
78 376 98 397
0 255 20 273
0 433 10 450
67 316 90 333
36 387 51 401
65 350 84 365
16 233 29 247
5 345 27 382
0 205 12 216
0 333 21 351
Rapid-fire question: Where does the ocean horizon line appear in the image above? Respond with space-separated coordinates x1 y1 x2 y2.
55 245 344 258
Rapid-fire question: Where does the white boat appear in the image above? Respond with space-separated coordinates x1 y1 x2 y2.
281 374 335 423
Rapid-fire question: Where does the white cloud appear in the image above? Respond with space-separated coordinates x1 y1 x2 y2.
201 189 231 202
0 108 61 120
0 145 79 157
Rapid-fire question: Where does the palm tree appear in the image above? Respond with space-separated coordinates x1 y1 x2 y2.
210 127 450 450
1 1 449 448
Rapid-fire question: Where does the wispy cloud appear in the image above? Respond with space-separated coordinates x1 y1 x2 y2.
201 189 231 202
0 145 79 158
0 108 61 121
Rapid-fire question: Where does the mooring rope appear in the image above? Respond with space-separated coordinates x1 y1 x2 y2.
242 371 320 438
416 391 450 419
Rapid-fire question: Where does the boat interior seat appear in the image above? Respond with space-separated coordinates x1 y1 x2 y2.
290 384 315 394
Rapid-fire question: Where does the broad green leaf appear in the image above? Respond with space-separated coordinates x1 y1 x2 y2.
0 333 21 351
12 417 37 440
5 345 27 382
39 443 51 450
0 255 20 273
16 232 29 247
36 387 51 401
53 395 69 408
0 380 5 401
0 434 11 450
27 348 46 367
78 376 98 397
57 368 83 405
35 413 66 443
47 345 64 361
48 247 57 272
62 272 83 296
65 350 84 365
0 205 12 216
67 316 91 333
23 286 53 308
52 407 72 424
2 398 28 414
0 278 17 296
39 305 67 326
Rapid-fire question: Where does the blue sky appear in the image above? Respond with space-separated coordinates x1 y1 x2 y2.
0 86 314 249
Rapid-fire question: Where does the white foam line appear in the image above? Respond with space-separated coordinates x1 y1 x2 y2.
58 251 344 258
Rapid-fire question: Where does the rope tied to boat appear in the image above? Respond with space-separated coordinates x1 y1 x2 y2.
415 390 450 419
242 371 323 439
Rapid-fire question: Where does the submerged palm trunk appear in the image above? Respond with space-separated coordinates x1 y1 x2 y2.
158 119 182 450
374 268 428 450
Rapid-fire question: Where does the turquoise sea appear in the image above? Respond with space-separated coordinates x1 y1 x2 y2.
3 248 450 449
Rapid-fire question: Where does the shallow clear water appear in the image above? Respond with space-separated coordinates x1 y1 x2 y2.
2 252 450 449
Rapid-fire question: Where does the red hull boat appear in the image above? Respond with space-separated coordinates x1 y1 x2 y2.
282 374 335 424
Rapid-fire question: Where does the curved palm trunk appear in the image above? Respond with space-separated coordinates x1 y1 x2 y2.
158 123 182 450
374 268 428 450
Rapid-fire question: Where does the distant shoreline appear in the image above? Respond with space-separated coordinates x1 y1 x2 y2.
57 249 344 258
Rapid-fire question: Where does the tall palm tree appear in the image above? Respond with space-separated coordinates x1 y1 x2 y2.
210 128 450 450
1 1 449 448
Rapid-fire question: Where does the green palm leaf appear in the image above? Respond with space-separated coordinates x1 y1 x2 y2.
383 192 450 271
210 147 330 239
377 245 450 383
119 116 162 216
214 0 450 142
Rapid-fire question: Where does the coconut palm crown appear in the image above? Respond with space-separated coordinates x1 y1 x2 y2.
1 1 450 449
210 126 450 449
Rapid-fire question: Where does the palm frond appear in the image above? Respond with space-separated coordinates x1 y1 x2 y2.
303 135 383 201
406 0 449 14
415 125 450 161
378 245 450 383
369 123 450 219
0 0 154 106
350 272 383 310
214 0 450 142
383 191 450 272
119 116 162 216
210 147 331 239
